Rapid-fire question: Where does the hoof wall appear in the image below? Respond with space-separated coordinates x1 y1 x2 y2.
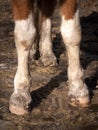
69 97 90 108
9 104 29 115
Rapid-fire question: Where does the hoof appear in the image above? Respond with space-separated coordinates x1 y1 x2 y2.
40 54 57 67
9 91 32 115
9 104 29 115
69 96 90 108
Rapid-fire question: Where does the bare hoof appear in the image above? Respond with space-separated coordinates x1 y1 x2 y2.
9 91 32 115
69 96 90 108
9 104 29 115
40 53 57 67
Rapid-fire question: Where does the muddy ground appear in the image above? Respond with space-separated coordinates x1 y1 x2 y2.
0 0 98 130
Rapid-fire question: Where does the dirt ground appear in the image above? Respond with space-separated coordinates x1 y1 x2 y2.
0 0 98 130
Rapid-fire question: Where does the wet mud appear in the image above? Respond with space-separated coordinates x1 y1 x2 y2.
0 0 98 130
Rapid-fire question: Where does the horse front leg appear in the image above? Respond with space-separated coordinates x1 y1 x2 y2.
9 0 36 115
60 0 90 107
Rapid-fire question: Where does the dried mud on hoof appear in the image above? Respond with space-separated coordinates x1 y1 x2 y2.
0 0 98 130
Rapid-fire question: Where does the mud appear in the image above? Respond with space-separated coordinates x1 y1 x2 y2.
0 0 98 130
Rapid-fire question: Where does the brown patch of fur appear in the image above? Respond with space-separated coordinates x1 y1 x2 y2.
60 0 78 19
40 0 57 22
11 0 34 20
21 40 30 50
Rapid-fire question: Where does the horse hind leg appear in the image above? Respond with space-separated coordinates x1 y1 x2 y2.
39 0 57 67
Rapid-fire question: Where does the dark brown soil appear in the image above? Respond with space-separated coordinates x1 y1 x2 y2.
0 0 98 130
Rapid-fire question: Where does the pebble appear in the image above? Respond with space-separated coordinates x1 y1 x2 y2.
0 63 9 69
